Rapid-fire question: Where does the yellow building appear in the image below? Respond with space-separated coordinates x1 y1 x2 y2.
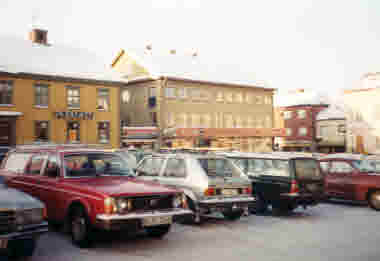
0 29 127 148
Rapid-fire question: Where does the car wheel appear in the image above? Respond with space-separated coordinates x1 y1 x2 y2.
369 190 380 211
181 197 202 224
8 239 36 258
223 210 244 221
70 206 93 248
146 224 171 238
250 194 268 214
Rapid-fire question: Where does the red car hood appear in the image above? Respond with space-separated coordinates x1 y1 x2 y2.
61 176 179 197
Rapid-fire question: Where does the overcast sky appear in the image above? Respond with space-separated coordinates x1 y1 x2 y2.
1 0 379 93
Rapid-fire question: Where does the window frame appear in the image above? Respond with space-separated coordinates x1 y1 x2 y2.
284 111 292 119
297 110 306 119
0 80 13 105
66 86 80 109
165 87 176 99
34 83 49 107
121 90 131 104
177 88 186 99
67 121 81 143
298 127 308 136
98 121 110 144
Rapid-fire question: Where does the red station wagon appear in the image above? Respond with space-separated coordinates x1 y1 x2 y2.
320 153 380 211
0 145 192 247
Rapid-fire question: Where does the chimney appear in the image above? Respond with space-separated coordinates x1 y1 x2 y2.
170 49 176 55
29 28 48 45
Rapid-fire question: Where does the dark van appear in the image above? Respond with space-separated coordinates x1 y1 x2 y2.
223 152 324 214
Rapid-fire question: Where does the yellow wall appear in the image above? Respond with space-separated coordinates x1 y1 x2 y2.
0 76 121 148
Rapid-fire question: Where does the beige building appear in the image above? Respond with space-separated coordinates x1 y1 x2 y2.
315 106 346 153
112 47 282 152
343 73 380 154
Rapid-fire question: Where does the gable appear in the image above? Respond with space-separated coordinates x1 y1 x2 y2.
111 50 150 79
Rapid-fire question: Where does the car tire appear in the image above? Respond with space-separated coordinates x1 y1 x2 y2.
272 203 294 216
369 190 380 211
250 194 268 214
146 224 171 238
7 238 36 258
181 197 202 224
223 210 244 221
70 206 93 248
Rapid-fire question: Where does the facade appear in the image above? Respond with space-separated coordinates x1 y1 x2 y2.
343 73 380 154
315 106 346 153
274 89 328 152
114 47 283 152
0 29 126 148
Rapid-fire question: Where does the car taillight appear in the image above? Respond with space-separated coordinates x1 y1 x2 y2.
204 187 215 196
290 180 299 194
245 187 252 194
42 207 48 220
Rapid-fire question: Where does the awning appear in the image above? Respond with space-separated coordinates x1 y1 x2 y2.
0 111 23 116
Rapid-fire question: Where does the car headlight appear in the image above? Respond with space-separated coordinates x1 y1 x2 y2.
15 209 44 225
172 194 184 208
104 197 117 214
115 198 132 214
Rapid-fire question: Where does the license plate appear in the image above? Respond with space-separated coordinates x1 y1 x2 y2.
143 216 172 227
0 239 7 249
222 189 238 196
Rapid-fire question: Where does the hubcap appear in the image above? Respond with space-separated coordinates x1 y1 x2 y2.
72 216 86 241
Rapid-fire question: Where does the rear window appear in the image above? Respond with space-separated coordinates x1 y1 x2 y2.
3 153 33 172
294 159 322 180
247 159 290 177
198 158 234 178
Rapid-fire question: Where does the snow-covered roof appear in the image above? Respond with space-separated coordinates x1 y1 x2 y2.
317 106 346 121
274 90 328 107
123 48 270 89
0 34 127 84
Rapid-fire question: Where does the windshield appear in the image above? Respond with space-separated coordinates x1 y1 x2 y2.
64 153 133 177
294 159 322 180
198 158 234 178
353 160 377 172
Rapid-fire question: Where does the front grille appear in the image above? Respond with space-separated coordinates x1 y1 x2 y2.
131 195 173 212
0 210 15 234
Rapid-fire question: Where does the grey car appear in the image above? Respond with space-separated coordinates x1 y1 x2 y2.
0 176 48 258
136 154 255 222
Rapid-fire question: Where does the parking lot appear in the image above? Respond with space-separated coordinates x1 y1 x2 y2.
25 201 380 261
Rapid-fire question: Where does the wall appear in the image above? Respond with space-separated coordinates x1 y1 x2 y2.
316 119 346 146
0 76 121 148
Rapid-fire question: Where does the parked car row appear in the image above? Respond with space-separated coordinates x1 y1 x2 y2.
0 144 379 258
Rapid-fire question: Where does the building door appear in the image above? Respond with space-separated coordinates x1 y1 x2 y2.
0 121 10 146
67 121 80 143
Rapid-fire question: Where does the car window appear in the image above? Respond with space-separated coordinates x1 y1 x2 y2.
231 158 247 173
3 152 33 173
295 159 322 180
330 161 353 173
163 158 186 178
319 162 330 172
137 158 164 177
247 159 290 177
352 160 376 172
43 154 61 178
198 158 234 178
64 153 132 177
27 154 48 175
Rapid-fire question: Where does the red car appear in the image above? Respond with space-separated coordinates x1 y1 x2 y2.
0 145 192 247
320 153 380 211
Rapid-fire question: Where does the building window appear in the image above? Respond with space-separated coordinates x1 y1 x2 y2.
178 88 186 98
264 96 272 105
34 84 49 107
235 116 243 128
98 122 110 144
284 111 292 119
265 116 271 128
320 125 328 137
225 114 234 128
298 127 307 136
0 80 13 105
201 114 211 128
67 86 80 109
178 113 187 128
121 90 131 103
286 128 292 136
97 89 110 111
35 121 49 142
297 110 306 119
235 92 243 103
245 93 252 104
165 87 176 98
149 87 156 97
216 91 224 102
167 112 176 126
255 95 262 104
67 122 80 143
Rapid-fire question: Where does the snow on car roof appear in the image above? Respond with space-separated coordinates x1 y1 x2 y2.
219 151 315 160
319 153 365 160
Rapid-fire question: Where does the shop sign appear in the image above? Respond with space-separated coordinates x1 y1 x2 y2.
54 112 94 120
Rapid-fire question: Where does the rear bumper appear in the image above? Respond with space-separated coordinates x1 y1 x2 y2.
0 222 48 241
96 208 193 231
198 197 256 213
279 193 321 206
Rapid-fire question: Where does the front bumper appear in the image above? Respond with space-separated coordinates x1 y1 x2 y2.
0 222 48 241
96 208 193 231
198 196 256 213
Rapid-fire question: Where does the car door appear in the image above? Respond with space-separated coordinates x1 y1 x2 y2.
326 161 353 198
136 157 165 183
160 157 187 191
34 153 63 221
